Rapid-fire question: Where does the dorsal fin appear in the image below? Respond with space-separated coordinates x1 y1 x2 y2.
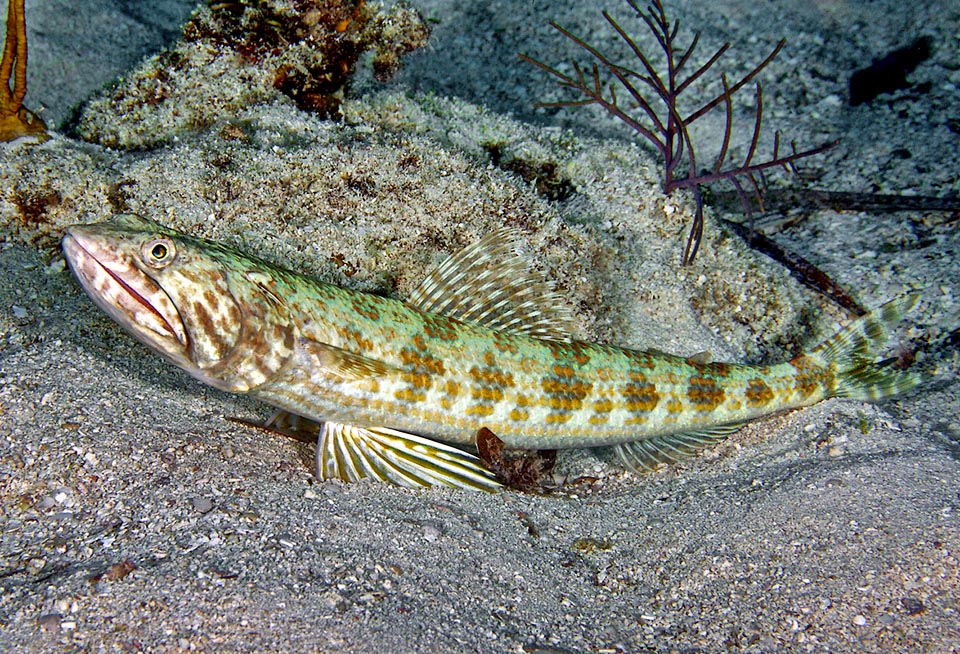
408 229 577 340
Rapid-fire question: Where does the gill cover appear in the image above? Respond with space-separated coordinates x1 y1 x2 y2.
62 214 255 389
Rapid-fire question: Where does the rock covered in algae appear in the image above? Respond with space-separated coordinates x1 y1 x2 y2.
73 0 430 150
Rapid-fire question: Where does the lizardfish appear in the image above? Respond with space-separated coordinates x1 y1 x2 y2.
61 214 923 491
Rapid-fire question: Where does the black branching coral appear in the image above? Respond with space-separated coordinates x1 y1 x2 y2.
521 0 834 264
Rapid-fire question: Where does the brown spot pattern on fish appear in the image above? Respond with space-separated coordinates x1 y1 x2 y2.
687 375 725 411
625 349 656 370
623 370 660 414
399 347 446 376
789 354 834 399
541 364 593 425
745 378 775 407
422 313 458 341
351 296 381 322
589 398 615 425
492 330 519 354
338 327 375 353
468 361 514 416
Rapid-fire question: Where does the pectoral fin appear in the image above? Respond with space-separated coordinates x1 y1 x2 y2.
296 339 399 380
316 422 502 492
614 424 744 473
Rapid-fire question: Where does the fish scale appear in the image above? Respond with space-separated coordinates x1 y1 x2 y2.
62 214 925 491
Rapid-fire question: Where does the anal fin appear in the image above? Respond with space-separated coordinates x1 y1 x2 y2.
317 422 502 492
614 424 744 473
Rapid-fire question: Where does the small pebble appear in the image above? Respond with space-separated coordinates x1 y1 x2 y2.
191 497 213 514
901 597 925 615
46 258 67 274
853 615 867 626
37 614 62 631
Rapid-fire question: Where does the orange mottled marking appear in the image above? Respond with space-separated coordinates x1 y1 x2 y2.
592 398 614 414
350 297 381 322
552 364 575 378
394 388 425 403
665 397 683 413
399 348 446 375
594 367 616 381
547 396 582 411
473 386 505 403
545 341 565 360
693 361 730 377
422 314 458 341
509 408 529 422
687 375 725 410
789 354 832 398
568 342 592 366
745 378 775 407
444 380 460 398
470 366 515 388
339 327 374 352
465 404 495 417
625 350 656 370
492 331 519 354
541 378 592 401
622 369 660 413
401 371 432 390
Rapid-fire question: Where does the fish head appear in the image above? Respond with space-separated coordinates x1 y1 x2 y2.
62 214 254 388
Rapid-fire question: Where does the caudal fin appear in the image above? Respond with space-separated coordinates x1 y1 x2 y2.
808 294 924 401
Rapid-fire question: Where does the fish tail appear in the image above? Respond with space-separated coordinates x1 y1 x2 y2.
807 293 924 401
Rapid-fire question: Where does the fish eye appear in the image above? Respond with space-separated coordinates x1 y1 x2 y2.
142 238 176 268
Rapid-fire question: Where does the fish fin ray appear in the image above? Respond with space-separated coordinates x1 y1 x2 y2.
407 228 577 340
297 338 399 380
614 424 744 473
808 293 925 401
316 422 502 491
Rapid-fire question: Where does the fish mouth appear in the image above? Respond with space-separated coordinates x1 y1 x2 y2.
62 228 189 354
